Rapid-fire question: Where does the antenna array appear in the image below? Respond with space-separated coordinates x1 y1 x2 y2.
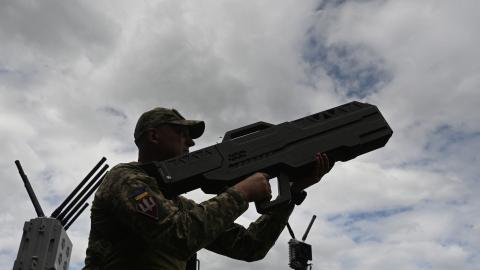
13 157 108 270
287 215 317 270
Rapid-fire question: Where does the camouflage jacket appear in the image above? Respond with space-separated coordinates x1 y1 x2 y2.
83 162 294 270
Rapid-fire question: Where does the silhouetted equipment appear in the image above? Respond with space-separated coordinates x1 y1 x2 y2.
140 101 393 213
302 215 316 242
287 215 317 270
57 164 109 226
15 161 45 218
64 203 89 231
13 157 108 270
51 157 106 219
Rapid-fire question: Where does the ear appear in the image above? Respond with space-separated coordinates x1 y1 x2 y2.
146 128 160 144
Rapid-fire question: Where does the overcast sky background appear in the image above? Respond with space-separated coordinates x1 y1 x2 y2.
1 0 479 269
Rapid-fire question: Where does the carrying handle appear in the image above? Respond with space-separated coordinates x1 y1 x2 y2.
222 122 273 142
255 172 292 214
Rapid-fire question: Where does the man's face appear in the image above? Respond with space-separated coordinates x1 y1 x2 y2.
152 124 195 159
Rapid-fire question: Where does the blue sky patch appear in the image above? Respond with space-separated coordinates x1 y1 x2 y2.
352 234 382 244
425 124 480 154
328 207 413 244
328 206 413 226
0 67 10 75
315 0 349 11
99 106 128 120
302 29 391 99
0 65 36 87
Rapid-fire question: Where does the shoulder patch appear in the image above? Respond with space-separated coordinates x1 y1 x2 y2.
130 188 159 220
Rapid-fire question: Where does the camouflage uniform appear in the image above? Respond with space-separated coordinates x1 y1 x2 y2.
83 162 294 270
83 107 294 270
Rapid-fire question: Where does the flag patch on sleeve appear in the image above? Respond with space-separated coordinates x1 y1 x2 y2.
130 188 159 220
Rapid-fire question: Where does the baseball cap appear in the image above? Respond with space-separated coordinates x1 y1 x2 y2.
134 107 205 141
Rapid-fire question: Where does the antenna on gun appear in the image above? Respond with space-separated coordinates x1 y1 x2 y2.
14 160 45 217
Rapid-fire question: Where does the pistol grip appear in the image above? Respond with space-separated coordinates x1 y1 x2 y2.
255 172 292 214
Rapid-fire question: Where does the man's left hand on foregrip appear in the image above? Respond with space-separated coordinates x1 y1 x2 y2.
291 152 333 192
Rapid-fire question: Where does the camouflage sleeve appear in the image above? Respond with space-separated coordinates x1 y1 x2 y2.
103 164 249 260
205 203 294 261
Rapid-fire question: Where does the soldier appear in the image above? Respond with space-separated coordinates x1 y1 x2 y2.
83 107 333 270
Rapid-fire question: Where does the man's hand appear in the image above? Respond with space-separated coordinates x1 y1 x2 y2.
233 172 272 202
232 153 332 202
290 153 333 193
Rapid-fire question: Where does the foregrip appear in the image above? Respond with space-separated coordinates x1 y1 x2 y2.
140 101 393 212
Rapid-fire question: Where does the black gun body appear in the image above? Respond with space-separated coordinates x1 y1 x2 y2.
141 101 392 199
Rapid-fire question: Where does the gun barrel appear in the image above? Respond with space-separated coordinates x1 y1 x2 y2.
301 215 316 242
15 160 45 217
51 157 106 218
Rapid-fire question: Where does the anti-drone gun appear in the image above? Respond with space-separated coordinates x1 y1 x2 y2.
140 101 393 213
13 157 109 270
287 215 317 270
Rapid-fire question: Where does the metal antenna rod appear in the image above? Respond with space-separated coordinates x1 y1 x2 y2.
57 164 109 223
64 203 89 230
51 157 106 218
15 160 45 217
302 215 316 242
61 172 107 226
287 222 296 239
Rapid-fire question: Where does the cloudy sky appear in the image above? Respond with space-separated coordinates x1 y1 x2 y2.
1 0 479 269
